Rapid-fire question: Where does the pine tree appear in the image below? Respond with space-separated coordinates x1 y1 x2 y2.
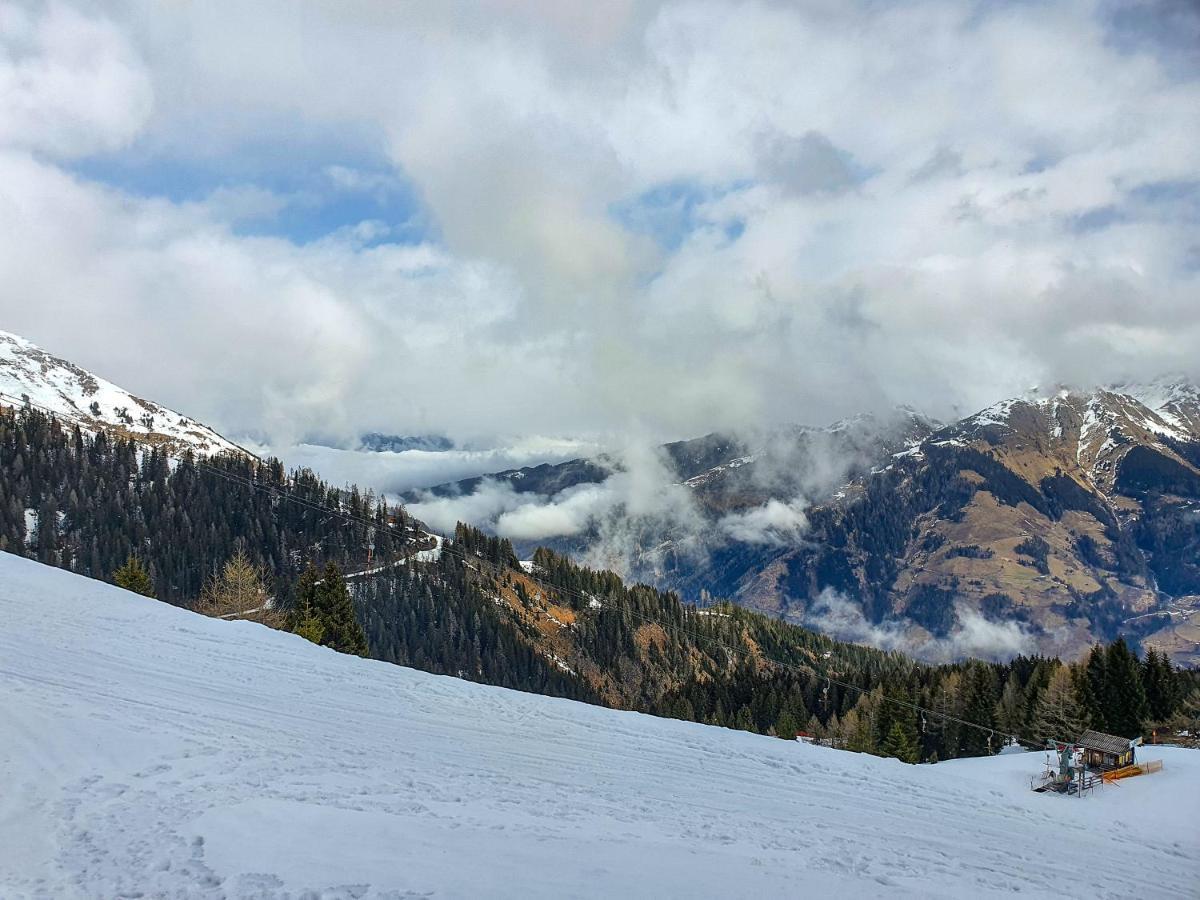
1142 648 1178 723
928 672 964 760
844 695 878 754
775 709 798 740
315 562 369 657
290 563 336 649
960 663 998 756
805 714 824 741
197 549 278 625
994 675 1026 738
1176 687 1200 735
1032 665 1087 744
881 720 919 764
113 554 154 597
1079 645 1108 732
292 611 326 645
1105 638 1149 738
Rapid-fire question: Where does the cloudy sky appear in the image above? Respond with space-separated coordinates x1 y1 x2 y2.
2 0 1198 464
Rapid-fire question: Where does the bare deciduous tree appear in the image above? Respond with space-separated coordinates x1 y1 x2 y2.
196 549 282 627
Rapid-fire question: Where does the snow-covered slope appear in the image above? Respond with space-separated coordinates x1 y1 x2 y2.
1 552 1196 899
0 329 246 457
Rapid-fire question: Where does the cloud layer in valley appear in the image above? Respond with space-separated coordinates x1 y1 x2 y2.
1 0 1198 455
805 588 1040 663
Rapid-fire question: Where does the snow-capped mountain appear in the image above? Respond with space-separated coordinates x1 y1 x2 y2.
738 381 1200 664
0 329 247 458
927 380 1200 493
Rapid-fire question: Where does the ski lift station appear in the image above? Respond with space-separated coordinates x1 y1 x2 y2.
1076 730 1137 770
1032 730 1163 796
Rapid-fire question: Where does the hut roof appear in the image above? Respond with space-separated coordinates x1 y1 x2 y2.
1076 730 1132 754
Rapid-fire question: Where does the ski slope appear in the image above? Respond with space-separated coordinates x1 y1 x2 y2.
1 553 1196 899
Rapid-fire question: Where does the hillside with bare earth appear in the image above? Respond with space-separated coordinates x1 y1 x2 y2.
716 383 1200 665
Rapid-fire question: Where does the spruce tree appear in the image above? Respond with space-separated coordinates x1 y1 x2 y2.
1104 638 1149 738
1079 645 1108 732
113 555 155 597
316 562 369 657
881 720 919 764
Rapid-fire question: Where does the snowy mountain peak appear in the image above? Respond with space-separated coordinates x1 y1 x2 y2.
1110 377 1200 438
950 380 1200 443
909 379 1200 503
0 329 248 458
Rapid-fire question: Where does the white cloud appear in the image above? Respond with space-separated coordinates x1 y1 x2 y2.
0 0 1197 459
718 498 809 547
0 2 152 157
495 483 613 541
805 588 1041 663
252 436 599 498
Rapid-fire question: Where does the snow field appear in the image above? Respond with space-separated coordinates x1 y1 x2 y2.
0 552 1196 898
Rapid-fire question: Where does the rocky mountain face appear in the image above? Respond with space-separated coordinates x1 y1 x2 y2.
722 383 1200 665
0 330 247 458
411 386 1200 665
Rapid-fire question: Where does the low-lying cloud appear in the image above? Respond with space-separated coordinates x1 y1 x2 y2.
805 588 1039 663
717 498 809 546
252 436 597 496
407 440 709 566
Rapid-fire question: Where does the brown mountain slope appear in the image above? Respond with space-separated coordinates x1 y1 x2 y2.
724 384 1200 664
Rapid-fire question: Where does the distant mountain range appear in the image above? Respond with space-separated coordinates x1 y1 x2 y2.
357 433 455 453
410 385 1200 666
0 329 247 458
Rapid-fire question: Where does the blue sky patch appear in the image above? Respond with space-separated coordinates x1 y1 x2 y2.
70 138 429 247
611 180 749 252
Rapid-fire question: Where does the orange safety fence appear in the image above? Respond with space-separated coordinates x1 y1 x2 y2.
1102 765 1140 783
1101 760 1163 783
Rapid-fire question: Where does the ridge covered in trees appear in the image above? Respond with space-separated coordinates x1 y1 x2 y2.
0 403 409 603
372 532 1198 763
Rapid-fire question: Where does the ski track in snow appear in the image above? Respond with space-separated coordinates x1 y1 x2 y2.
0 553 1197 899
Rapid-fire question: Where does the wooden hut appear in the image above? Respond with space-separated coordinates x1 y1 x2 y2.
1075 730 1137 770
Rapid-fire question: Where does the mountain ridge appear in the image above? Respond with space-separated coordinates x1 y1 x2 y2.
0 329 249 458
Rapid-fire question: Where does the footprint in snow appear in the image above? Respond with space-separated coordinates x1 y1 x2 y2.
133 763 172 779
